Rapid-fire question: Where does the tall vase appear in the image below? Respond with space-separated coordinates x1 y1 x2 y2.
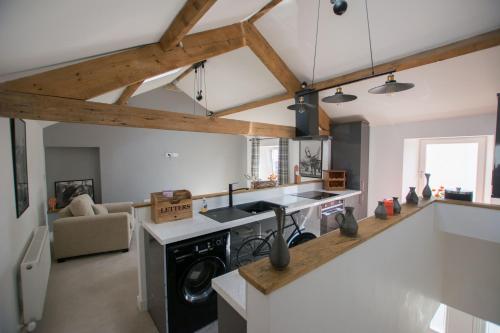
374 201 388 219
270 207 290 270
406 187 419 205
392 197 401 214
422 173 432 199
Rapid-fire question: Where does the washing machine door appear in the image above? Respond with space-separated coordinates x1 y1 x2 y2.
180 256 226 304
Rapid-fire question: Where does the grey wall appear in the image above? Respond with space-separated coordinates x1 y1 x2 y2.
45 147 102 203
43 87 247 203
0 119 47 333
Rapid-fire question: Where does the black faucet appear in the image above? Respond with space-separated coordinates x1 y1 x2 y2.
228 182 249 207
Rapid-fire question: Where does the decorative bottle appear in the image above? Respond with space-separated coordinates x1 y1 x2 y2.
406 187 419 205
422 173 432 200
374 201 388 219
392 197 401 214
270 207 290 270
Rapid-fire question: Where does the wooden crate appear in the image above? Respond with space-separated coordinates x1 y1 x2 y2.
151 190 192 223
323 170 346 191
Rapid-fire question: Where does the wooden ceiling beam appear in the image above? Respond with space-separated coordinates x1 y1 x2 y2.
312 28 500 91
115 81 143 105
248 0 282 24
160 0 217 51
0 23 245 100
243 21 301 94
215 93 292 117
0 91 295 138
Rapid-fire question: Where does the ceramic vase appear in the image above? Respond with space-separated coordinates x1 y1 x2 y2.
270 207 290 270
374 201 388 219
406 187 419 205
392 197 401 214
335 206 358 237
422 173 432 200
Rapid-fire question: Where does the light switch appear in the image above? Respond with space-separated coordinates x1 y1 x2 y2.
165 152 179 158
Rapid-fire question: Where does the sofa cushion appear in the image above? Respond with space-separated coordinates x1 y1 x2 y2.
92 204 109 215
58 206 73 218
69 195 95 217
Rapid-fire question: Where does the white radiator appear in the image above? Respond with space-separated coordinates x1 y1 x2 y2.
20 225 51 330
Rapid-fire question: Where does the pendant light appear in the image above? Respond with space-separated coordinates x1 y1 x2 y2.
368 73 415 94
364 0 414 94
322 87 357 104
287 0 322 113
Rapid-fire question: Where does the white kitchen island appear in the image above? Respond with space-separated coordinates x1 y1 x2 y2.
134 182 361 332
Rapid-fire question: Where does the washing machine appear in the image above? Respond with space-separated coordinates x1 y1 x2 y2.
147 230 229 333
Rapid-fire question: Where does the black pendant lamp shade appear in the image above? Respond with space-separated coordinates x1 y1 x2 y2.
368 74 414 94
322 87 357 103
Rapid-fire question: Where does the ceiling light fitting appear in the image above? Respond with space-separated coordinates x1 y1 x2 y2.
331 0 348 15
322 87 357 103
287 0 322 112
368 73 415 94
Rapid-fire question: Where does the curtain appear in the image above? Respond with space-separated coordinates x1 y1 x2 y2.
251 138 260 180
278 138 289 185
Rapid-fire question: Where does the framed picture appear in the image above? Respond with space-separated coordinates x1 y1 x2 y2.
299 140 323 178
55 179 94 209
11 119 29 218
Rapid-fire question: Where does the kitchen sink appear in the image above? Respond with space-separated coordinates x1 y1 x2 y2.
201 201 283 223
234 201 282 214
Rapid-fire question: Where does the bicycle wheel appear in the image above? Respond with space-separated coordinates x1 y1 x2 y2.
288 232 316 248
235 236 271 267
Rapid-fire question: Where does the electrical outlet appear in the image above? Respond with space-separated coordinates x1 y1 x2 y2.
165 152 179 158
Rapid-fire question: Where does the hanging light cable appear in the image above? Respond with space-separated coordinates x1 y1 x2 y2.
365 0 414 94
287 0 321 113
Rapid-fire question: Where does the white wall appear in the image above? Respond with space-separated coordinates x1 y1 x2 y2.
0 119 47 333
368 113 496 213
246 202 500 333
247 207 444 333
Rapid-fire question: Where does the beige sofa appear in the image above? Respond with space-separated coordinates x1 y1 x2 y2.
53 196 134 261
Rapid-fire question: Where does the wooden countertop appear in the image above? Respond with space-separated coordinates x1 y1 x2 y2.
238 199 500 295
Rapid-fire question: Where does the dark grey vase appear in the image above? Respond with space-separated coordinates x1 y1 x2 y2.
335 206 358 237
270 207 290 270
374 201 388 219
392 197 401 214
406 187 419 205
422 173 432 199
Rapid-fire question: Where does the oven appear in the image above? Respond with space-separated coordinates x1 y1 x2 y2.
320 200 345 235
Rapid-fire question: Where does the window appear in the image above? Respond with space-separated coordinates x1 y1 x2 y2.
259 145 279 181
418 136 487 202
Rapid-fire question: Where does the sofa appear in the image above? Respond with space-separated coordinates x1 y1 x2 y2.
53 194 134 261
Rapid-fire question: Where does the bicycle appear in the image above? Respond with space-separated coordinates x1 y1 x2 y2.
235 211 317 267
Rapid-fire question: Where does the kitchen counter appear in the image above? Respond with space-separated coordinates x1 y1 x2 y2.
212 270 246 319
142 189 361 245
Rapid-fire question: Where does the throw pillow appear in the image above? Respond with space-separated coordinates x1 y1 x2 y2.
69 195 95 217
92 204 108 215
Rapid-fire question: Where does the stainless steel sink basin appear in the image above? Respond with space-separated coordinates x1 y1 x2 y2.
201 201 283 223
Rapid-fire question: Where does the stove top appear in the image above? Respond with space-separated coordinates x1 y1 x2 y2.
292 191 339 200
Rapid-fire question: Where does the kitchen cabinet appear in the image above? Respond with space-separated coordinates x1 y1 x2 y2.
331 121 370 219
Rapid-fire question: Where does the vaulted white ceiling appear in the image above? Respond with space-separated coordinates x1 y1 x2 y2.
0 0 186 76
175 47 286 111
0 0 499 127
256 0 500 83
228 46 500 126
